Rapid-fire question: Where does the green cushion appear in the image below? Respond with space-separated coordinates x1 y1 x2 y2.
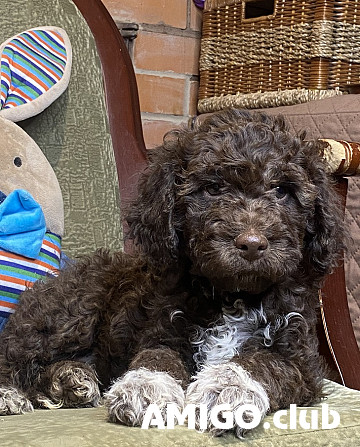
0 381 358 446
0 0 122 257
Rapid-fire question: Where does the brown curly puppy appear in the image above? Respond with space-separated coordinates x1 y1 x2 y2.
0 109 343 437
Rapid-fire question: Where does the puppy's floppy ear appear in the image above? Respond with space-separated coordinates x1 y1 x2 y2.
126 137 184 266
303 143 344 277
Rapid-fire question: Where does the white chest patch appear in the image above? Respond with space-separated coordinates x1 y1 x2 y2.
190 307 302 369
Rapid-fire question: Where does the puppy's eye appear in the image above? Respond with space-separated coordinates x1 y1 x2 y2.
272 184 288 199
205 183 222 196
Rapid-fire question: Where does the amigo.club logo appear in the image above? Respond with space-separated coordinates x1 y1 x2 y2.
141 403 340 431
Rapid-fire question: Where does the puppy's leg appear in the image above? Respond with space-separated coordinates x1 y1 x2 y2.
185 361 269 438
104 368 185 426
0 250 125 413
186 312 323 438
0 387 34 415
0 360 100 414
35 361 100 409
0 356 33 415
186 349 323 438
232 349 325 411
104 348 189 426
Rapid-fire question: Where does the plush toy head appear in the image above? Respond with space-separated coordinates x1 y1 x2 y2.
0 27 72 331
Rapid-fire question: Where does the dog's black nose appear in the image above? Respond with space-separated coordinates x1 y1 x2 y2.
234 230 268 260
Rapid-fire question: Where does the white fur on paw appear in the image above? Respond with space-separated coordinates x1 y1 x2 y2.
104 368 185 426
0 387 34 415
186 362 269 437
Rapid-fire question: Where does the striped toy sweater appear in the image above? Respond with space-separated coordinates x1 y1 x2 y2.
0 232 61 332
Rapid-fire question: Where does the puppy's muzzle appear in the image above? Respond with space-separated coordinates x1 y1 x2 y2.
234 229 268 261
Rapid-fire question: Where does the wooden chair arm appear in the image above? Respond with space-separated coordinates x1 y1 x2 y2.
72 0 148 204
320 178 360 390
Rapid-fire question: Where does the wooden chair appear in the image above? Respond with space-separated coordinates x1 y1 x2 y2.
72 0 147 205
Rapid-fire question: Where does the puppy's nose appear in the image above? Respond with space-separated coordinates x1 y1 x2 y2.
234 230 268 260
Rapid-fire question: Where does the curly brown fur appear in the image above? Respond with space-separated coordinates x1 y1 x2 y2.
0 109 343 437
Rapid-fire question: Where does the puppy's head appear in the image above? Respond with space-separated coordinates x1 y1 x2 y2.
127 109 343 293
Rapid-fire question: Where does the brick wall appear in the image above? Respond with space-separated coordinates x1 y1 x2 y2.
102 0 203 148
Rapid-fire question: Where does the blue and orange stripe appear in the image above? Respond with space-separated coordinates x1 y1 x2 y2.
0 232 61 322
0 29 68 110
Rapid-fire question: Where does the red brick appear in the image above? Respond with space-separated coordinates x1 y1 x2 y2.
142 119 182 149
190 1 203 31
136 73 186 115
134 32 200 75
103 0 187 29
188 79 200 116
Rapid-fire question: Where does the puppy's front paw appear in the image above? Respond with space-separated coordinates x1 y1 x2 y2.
0 386 34 415
186 362 269 437
38 361 101 409
104 368 185 426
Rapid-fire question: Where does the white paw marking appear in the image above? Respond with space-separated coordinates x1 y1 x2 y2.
104 368 185 426
0 387 34 415
186 362 270 437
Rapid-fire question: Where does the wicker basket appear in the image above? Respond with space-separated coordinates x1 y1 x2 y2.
198 0 360 113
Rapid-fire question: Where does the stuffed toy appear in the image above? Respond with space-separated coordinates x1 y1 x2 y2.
0 26 72 331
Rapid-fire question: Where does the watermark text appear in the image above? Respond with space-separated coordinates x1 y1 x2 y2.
141 403 340 431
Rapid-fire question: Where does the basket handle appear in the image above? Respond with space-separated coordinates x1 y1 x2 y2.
243 0 276 22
